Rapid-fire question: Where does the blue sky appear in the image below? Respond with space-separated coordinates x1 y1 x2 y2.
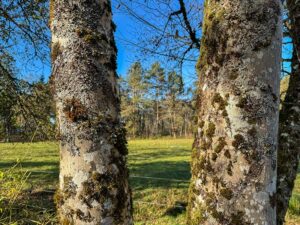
11 0 200 88
10 1 292 84
13 4 159 82
12 9 130 81
114 11 133 76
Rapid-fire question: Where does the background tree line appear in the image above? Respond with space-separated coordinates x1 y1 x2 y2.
0 59 196 141
120 61 195 138
0 60 55 142
0 55 292 142
0 0 299 224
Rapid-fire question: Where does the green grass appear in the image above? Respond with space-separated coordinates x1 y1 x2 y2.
0 139 299 224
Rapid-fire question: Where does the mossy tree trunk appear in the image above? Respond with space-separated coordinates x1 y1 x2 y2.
50 1 133 224
187 0 282 224
276 1 300 224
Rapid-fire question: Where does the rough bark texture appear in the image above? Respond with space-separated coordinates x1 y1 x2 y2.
276 1 300 224
187 0 282 224
50 1 133 224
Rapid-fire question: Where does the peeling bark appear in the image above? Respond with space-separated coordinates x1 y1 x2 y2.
187 0 282 224
50 1 133 224
276 1 300 224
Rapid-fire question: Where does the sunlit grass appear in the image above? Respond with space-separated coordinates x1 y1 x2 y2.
0 139 299 224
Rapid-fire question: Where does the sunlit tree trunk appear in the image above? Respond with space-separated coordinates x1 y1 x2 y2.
187 0 282 224
4 117 11 142
173 111 177 138
50 1 133 224
277 1 300 224
156 97 159 135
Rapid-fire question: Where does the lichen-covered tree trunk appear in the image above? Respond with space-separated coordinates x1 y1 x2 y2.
276 1 300 224
187 0 282 224
50 1 133 224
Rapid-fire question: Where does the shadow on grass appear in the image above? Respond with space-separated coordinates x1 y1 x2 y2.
0 161 59 186
129 160 191 191
0 190 57 225
129 148 190 162
0 161 59 170
164 201 187 217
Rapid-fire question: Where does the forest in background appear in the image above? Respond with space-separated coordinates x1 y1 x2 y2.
0 0 299 224
0 60 196 141
0 0 292 142
0 61 291 142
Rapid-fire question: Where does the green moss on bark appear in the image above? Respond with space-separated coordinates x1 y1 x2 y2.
54 189 64 208
198 120 205 128
220 188 233 200
212 93 228 110
214 137 226 153
236 97 248 108
76 28 108 44
231 211 248 225
63 176 77 199
51 42 62 62
200 140 211 151
232 134 245 149
206 122 216 138
196 1 226 74
224 149 231 158
211 152 218 161
227 161 233 176
49 0 54 27
247 127 257 137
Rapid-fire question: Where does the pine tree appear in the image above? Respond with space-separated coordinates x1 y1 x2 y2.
166 71 184 138
146 62 166 136
126 62 147 137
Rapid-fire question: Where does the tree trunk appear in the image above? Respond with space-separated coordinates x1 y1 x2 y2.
156 97 159 135
169 115 173 136
184 114 187 138
50 1 133 224
173 111 177 138
4 118 11 143
187 0 282 224
276 1 300 224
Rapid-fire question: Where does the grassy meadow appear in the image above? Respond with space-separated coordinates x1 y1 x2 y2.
0 139 299 224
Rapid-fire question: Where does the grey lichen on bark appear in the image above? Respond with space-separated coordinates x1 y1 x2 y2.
50 0 133 224
276 1 300 224
188 0 282 224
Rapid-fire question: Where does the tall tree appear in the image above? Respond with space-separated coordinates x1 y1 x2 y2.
187 0 282 224
166 71 184 137
0 61 17 142
124 62 146 137
277 1 300 224
0 57 54 142
120 62 195 138
50 1 132 224
146 62 166 136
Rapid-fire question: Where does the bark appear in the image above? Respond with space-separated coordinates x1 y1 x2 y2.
156 97 159 135
173 111 177 138
50 1 133 224
4 117 11 143
187 0 282 224
276 1 300 224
